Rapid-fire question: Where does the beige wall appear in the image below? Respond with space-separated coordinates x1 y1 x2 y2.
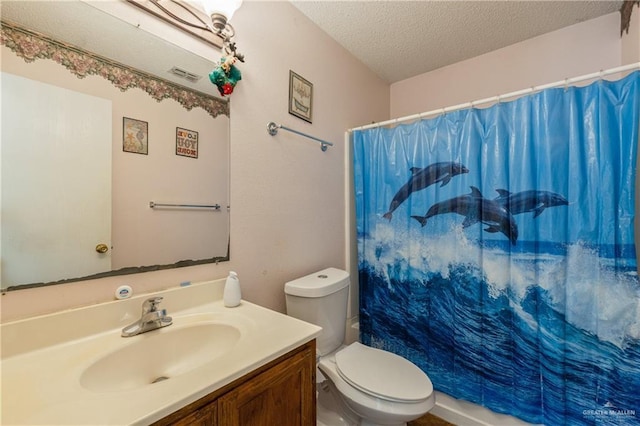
0 1 389 322
622 3 640 65
226 1 389 313
390 12 625 119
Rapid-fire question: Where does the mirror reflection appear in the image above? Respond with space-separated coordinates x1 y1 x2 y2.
1 1 230 291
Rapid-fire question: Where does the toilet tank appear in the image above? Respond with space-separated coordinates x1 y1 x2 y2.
284 268 350 356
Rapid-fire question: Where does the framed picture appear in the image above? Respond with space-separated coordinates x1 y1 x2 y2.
123 117 148 155
289 70 313 123
176 127 199 158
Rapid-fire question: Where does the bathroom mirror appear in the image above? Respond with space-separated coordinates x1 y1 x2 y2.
1 1 230 291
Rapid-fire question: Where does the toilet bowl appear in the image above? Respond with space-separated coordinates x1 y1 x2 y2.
319 342 435 425
285 268 435 426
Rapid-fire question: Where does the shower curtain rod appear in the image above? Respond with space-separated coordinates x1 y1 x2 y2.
350 62 640 132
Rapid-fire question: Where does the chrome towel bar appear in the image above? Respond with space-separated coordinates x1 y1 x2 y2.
267 122 333 152
149 201 221 210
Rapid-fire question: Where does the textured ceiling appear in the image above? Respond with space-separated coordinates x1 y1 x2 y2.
290 1 624 83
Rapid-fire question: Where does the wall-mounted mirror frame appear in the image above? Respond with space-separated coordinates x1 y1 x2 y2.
1 1 231 291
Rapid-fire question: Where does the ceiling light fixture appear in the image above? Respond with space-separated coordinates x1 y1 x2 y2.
126 0 242 47
125 0 245 96
194 0 243 35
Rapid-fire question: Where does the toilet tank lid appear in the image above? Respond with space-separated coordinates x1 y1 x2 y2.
284 268 350 297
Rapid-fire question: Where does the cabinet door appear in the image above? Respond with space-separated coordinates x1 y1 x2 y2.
218 347 315 426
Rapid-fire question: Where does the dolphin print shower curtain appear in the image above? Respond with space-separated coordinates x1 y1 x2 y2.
353 71 640 425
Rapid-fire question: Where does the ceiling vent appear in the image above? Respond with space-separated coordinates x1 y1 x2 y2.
168 66 202 83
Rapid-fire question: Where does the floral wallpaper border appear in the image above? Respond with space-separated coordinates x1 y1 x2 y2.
0 20 229 118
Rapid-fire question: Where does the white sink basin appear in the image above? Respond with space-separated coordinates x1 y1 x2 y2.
1 280 321 425
79 322 240 392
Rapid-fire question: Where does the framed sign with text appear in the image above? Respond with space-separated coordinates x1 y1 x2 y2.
176 127 198 158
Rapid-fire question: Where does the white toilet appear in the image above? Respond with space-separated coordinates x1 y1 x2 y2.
285 268 435 426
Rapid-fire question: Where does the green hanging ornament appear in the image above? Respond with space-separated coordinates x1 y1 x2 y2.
209 42 244 97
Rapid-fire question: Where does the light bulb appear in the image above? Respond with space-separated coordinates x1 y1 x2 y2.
200 0 243 21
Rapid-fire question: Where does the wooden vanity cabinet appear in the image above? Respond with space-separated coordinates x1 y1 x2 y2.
153 340 316 426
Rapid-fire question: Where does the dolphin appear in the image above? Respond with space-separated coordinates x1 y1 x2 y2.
494 189 568 218
383 161 469 220
411 186 518 245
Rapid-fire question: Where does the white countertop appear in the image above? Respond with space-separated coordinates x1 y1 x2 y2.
0 280 321 425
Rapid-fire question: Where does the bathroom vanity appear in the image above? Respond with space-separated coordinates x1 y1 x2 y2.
156 340 315 425
0 280 321 425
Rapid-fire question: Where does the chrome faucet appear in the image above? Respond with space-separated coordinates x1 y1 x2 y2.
121 297 173 337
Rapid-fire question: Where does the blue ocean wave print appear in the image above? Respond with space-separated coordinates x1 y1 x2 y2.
358 223 640 425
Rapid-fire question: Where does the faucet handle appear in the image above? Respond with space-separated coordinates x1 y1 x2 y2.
142 296 163 313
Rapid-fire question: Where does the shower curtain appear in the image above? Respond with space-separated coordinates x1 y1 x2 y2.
353 71 640 425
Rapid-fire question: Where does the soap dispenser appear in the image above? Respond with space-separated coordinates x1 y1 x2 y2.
223 271 241 307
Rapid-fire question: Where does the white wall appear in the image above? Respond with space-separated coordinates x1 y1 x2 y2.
0 1 389 322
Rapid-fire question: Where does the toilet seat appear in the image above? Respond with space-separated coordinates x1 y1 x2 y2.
334 342 433 403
